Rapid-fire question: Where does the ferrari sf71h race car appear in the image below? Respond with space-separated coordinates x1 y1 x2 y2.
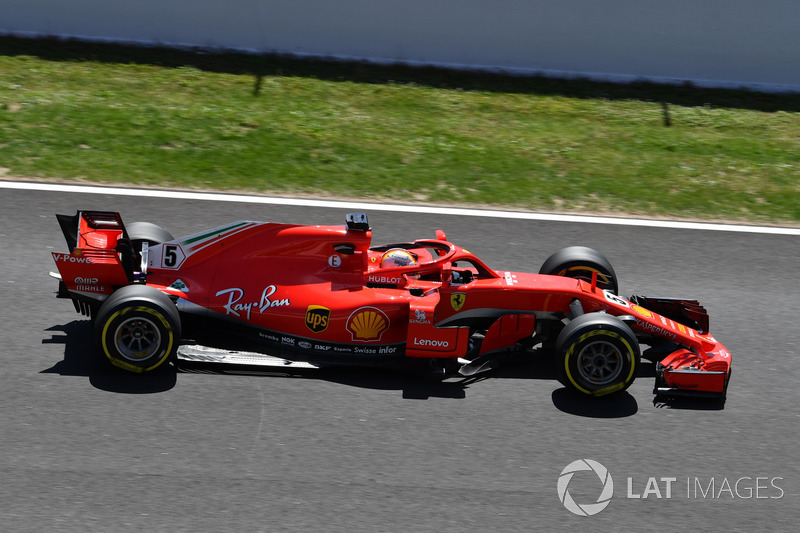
50 211 731 398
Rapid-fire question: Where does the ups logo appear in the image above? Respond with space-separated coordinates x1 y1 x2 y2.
305 305 331 333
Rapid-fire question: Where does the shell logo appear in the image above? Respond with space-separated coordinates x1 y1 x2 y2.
346 307 390 342
631 305 653 318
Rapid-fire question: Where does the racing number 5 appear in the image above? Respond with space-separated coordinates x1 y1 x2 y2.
163 244 178 268
160 243 185 269
161 244 183 268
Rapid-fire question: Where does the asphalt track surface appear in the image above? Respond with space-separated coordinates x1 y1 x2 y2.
1 184 798 532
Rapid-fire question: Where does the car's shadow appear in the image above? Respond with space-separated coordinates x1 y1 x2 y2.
652 395 726 411
41 320 177 394
170 357 644 418
42 320 723 413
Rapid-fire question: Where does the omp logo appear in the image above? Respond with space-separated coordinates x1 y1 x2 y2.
305 305 331 333
74 277 99 284
557 459 614 516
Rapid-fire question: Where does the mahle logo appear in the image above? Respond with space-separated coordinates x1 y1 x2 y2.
557 459 614 516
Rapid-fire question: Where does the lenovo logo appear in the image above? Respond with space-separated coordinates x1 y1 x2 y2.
412 337 450 348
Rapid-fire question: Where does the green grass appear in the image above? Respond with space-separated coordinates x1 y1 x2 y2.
1 36 799 224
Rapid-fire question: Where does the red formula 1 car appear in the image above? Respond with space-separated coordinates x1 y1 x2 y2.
50 211 731 398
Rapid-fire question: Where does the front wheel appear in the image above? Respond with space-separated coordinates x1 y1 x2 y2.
539 246 619 294
556 313 640 397
95 285 181 373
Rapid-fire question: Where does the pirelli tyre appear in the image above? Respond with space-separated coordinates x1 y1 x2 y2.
95 285 181 373
539 246 619 294
126 221 174 264
556 313 640 397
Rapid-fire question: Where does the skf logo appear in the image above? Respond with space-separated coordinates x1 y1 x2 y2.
347 307 390 341
305 305 331 333
450 292 466 311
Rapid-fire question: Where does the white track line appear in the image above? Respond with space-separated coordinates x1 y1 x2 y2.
3 180 798 235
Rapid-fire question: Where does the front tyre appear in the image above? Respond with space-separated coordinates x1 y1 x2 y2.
95 285 181 373
539 246 619 294
556 313 639 397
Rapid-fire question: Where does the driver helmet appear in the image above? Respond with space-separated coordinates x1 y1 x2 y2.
380 248 417 269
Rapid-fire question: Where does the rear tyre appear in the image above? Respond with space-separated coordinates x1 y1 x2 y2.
95 285 181 373
126 221 174 264
539 246 618 294
556 313 639 397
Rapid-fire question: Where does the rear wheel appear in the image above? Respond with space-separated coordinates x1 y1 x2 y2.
126 221 174 267
539 246 618 294
556 313 639 397
95 285 181 373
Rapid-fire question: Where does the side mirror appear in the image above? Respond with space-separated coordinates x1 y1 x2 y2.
440 264 451 287
346 212 370 231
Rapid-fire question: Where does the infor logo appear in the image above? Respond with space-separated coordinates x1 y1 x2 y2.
557 459 614 516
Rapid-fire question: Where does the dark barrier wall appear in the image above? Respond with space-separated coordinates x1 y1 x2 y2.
4 0 800 92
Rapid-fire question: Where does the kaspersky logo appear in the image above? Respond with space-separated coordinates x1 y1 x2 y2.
557 459 614 516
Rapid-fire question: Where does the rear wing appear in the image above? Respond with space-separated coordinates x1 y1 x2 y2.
52 211 135 298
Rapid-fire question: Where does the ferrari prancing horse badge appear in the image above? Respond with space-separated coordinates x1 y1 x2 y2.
450 292 466 311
